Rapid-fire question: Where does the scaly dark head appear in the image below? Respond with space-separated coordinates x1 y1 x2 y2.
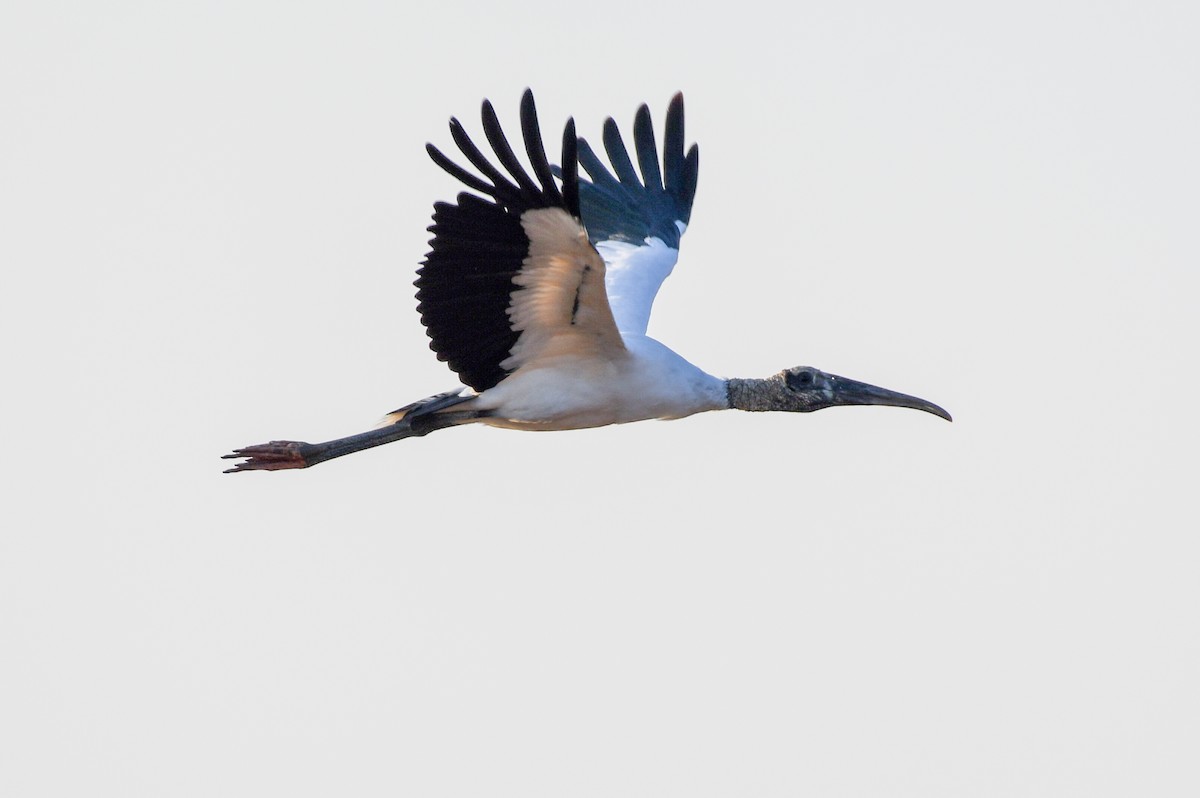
727 366 952 421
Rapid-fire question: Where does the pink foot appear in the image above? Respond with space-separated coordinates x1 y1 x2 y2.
222 441 312 473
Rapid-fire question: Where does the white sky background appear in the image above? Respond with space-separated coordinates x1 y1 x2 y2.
2 1 1197 795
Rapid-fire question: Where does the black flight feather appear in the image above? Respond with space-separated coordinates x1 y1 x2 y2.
415 92 580 393
557 92 699 249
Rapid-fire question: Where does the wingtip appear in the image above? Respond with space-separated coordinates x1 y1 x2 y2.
480 97 497 122
519 87 536 114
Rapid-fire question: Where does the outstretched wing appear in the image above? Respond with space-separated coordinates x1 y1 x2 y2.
570 93 699 335
415 90 622 393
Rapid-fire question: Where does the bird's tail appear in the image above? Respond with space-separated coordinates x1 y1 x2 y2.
376 388 471 427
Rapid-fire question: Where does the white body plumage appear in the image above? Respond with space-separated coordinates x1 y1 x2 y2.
475 333 727 431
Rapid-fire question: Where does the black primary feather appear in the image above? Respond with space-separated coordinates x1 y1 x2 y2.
415 90 580 393
556 92 699 249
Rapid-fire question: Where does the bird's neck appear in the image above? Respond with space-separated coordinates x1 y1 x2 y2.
725 376 785 412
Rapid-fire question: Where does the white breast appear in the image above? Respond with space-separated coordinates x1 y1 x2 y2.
476 334 726 431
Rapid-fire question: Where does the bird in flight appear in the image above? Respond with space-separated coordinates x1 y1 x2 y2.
224 90 950 472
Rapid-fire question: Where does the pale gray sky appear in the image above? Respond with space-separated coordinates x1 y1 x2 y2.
3 2 1198 796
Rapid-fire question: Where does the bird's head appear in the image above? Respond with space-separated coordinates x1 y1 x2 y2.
727 366 952 421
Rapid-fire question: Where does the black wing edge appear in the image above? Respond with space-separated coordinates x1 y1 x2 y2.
423 89 579 217
554 92 699 248
414 90 580 393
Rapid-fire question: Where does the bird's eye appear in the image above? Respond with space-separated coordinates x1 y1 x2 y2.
786 370 815 391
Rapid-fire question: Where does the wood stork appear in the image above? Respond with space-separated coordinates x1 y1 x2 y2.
224 90 950 473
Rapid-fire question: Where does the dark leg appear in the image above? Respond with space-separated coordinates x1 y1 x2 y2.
222 390 477 473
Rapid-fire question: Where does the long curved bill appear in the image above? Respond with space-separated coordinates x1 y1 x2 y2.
829 374 953 421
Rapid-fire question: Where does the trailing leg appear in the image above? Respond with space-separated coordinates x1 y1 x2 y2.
222 390 478 473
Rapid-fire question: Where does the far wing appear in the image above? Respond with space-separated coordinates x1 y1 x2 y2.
571 93 699 335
